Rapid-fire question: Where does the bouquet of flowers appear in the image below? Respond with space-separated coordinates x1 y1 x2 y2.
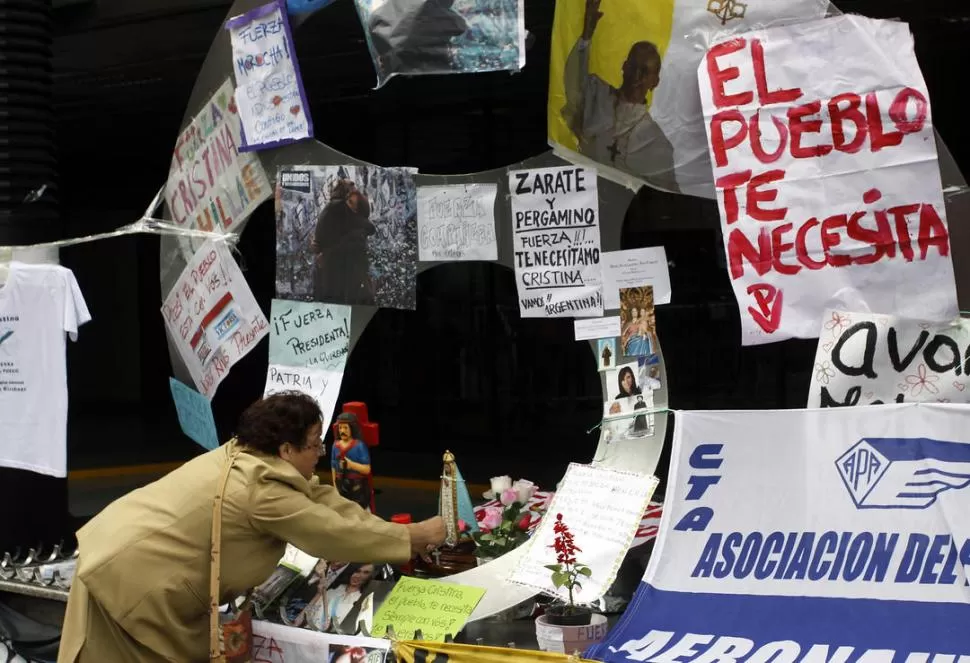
471 477 538 560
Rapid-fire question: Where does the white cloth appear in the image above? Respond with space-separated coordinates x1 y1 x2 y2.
0 262 90 477
562 39 680 192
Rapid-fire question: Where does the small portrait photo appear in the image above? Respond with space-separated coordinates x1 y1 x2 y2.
606 361 640 403
597 337 617 371
329 640 389 663
603 390 655 437
619 286 657 357
638 354 662 391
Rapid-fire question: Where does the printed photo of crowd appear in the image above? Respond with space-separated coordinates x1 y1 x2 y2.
275 165 417 310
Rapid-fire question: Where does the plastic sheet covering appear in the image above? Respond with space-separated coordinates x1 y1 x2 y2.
354 0 526 88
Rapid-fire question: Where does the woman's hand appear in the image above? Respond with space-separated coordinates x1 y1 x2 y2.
406 516 446 557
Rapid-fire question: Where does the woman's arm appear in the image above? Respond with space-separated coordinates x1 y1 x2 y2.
249 481 412 563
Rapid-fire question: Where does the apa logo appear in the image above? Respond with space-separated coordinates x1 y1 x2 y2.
836 437 970 510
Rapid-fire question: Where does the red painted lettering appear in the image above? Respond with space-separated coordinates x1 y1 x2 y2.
866 92 904 151
706 39 753 108
794 218 825 270
751 38 802 105
889 87 928 134
727 226 771 279
770 222 798 274
710 110 748 168
917 203 950 259
789 101 833 159
890 204 919 261
749 112 788 164
829 93 867 153
747 169 787 222
819 214 851 267
715 170 752 225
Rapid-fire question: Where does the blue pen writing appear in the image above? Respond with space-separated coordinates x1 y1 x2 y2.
0 331 13 346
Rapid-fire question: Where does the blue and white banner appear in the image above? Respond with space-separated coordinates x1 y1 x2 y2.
588 404 970 662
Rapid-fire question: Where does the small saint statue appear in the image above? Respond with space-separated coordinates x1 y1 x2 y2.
601 342 612 368
331 413 372 511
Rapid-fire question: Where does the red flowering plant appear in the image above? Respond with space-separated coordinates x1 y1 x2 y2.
543 513 593 625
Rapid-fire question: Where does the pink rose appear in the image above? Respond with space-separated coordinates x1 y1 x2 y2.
481 506 503 530
500 488 518 506
458 519 468 532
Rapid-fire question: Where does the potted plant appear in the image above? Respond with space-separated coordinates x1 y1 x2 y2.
534 514 608 653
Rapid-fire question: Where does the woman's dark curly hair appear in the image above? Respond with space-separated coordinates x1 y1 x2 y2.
235 391 322 455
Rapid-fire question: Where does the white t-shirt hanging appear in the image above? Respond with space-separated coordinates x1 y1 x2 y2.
0 262 91 477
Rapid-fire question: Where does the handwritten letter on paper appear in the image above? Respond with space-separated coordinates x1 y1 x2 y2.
164 79 271 257
510 463 658 603
226 0 312 150
509 166 603 318
169 378 220 451
268 299 351 370
264 299 350 433
162 240 270 399
808 310 970 408
698 16 957 345
417 184 498 261
372 577 485 642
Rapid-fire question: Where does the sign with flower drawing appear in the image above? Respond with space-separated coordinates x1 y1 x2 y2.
808 309 970 408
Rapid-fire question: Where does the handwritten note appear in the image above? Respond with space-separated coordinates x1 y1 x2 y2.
169 378 219 450
509 166 603 318
602 247 671 311
574 316 621 341
161 240 270 399
263 364 344 437
372 577 485 642
226 0 312 150
164 79 271 258
269 299 351 370
417 184 498 261
510 463 658 603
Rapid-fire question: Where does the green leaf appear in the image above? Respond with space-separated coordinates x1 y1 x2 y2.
552 572 567 588
480 534 494 542
544 564 562 572
578 566 592 577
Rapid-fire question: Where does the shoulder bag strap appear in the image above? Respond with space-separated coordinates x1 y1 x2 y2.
209 449 239 662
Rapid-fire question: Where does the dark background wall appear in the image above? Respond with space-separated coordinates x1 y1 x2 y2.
51 0 969 488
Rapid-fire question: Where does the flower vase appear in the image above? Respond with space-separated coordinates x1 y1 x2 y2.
535 612 608 654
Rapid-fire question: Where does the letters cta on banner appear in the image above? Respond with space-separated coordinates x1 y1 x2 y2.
162 240 270 399
808 309 970 409
588 404 970 662
164 79 271 258
509 165 604 318
697 15 957 346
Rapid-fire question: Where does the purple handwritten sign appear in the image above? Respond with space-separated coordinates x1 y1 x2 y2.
225 0 313 151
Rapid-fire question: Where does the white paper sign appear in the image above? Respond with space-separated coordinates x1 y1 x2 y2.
697 16 957 346
574 316 621 341
264 364 344 435
509 166 603 318
602 247 671 311
164 79 271 257
509 463 658 603
252 621 389 663
162 240 269 399
226 1 312 150
808 309 970 408
268 299 351 370
417 184 498 261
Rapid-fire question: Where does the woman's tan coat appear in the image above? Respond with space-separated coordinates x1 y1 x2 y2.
57 440 411 662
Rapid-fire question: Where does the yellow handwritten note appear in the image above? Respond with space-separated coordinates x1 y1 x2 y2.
372 577 486 642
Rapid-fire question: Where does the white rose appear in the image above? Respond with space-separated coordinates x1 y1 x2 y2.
512 479 536 504
490 475 512 494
